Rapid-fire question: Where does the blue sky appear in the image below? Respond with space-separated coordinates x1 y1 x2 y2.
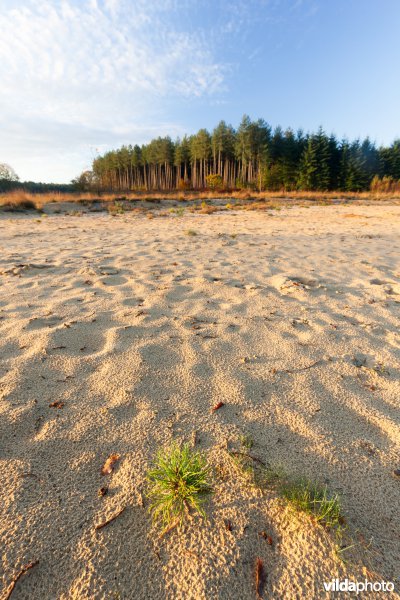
1 0 399 183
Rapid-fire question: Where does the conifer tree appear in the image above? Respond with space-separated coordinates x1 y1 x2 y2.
87 118 398 193
298 135 317 190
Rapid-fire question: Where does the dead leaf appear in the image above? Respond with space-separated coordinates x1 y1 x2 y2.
224 519 232 531
255 557 265 599
95 506 126 530
49 401 64 409
230 451 266 467
101 453 121 475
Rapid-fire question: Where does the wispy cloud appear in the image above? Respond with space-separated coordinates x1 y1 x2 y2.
0 0 324 182
0 0 226 181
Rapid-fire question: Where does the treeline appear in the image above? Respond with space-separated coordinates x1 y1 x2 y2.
90 116 400 192
0 180 75 193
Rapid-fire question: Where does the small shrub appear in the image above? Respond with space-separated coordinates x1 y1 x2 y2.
240 434 254 450
206 173 223 190
147 442 212 528
178 178 191 191
107 201 125 215
186 229 197 236
199 202 217 214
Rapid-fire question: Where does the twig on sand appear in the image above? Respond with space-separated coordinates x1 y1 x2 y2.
159 517 180 540
283 359 323 374
95 506 126 530
229 451 267 467
4 560 39 600
191 430 198 446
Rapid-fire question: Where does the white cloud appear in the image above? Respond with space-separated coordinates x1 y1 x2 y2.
0 0 226 181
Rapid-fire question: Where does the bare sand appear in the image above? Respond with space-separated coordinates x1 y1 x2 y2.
0 204 399 599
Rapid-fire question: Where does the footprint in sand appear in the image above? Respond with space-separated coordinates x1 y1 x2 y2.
1 263 54 276
370 278 400 294
122 297 143 307
25 315 63 330
139 342 180 369
46 322 104 356
100 274 128 286
269 274 321 294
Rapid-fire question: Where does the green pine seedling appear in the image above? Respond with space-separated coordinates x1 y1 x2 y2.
147 442 212 529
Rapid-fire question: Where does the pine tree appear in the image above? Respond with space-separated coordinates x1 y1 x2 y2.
314 128 331 190
298 136 317 190
87 119 393 193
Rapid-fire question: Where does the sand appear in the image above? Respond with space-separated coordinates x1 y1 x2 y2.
0 204 399 599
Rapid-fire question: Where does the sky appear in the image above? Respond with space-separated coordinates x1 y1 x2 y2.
1 0 400 183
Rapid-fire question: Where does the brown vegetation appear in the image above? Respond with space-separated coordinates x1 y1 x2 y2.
1 188 400 213
370 175 400 193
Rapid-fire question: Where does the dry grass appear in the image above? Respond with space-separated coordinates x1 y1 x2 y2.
1 188 400 213
0 190 39 211
342 213 367 218
198 202 218 214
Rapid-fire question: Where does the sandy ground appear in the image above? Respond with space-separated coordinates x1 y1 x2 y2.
0 204 399 599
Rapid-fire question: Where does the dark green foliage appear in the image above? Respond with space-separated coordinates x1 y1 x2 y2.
298 128 331 191
297 135 318 190
0 180 75 193
86 118 400 193
380 139 400 180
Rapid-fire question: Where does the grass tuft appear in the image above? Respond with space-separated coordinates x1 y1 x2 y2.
147 442 212 529
279 477 342 529
199 201 218 214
